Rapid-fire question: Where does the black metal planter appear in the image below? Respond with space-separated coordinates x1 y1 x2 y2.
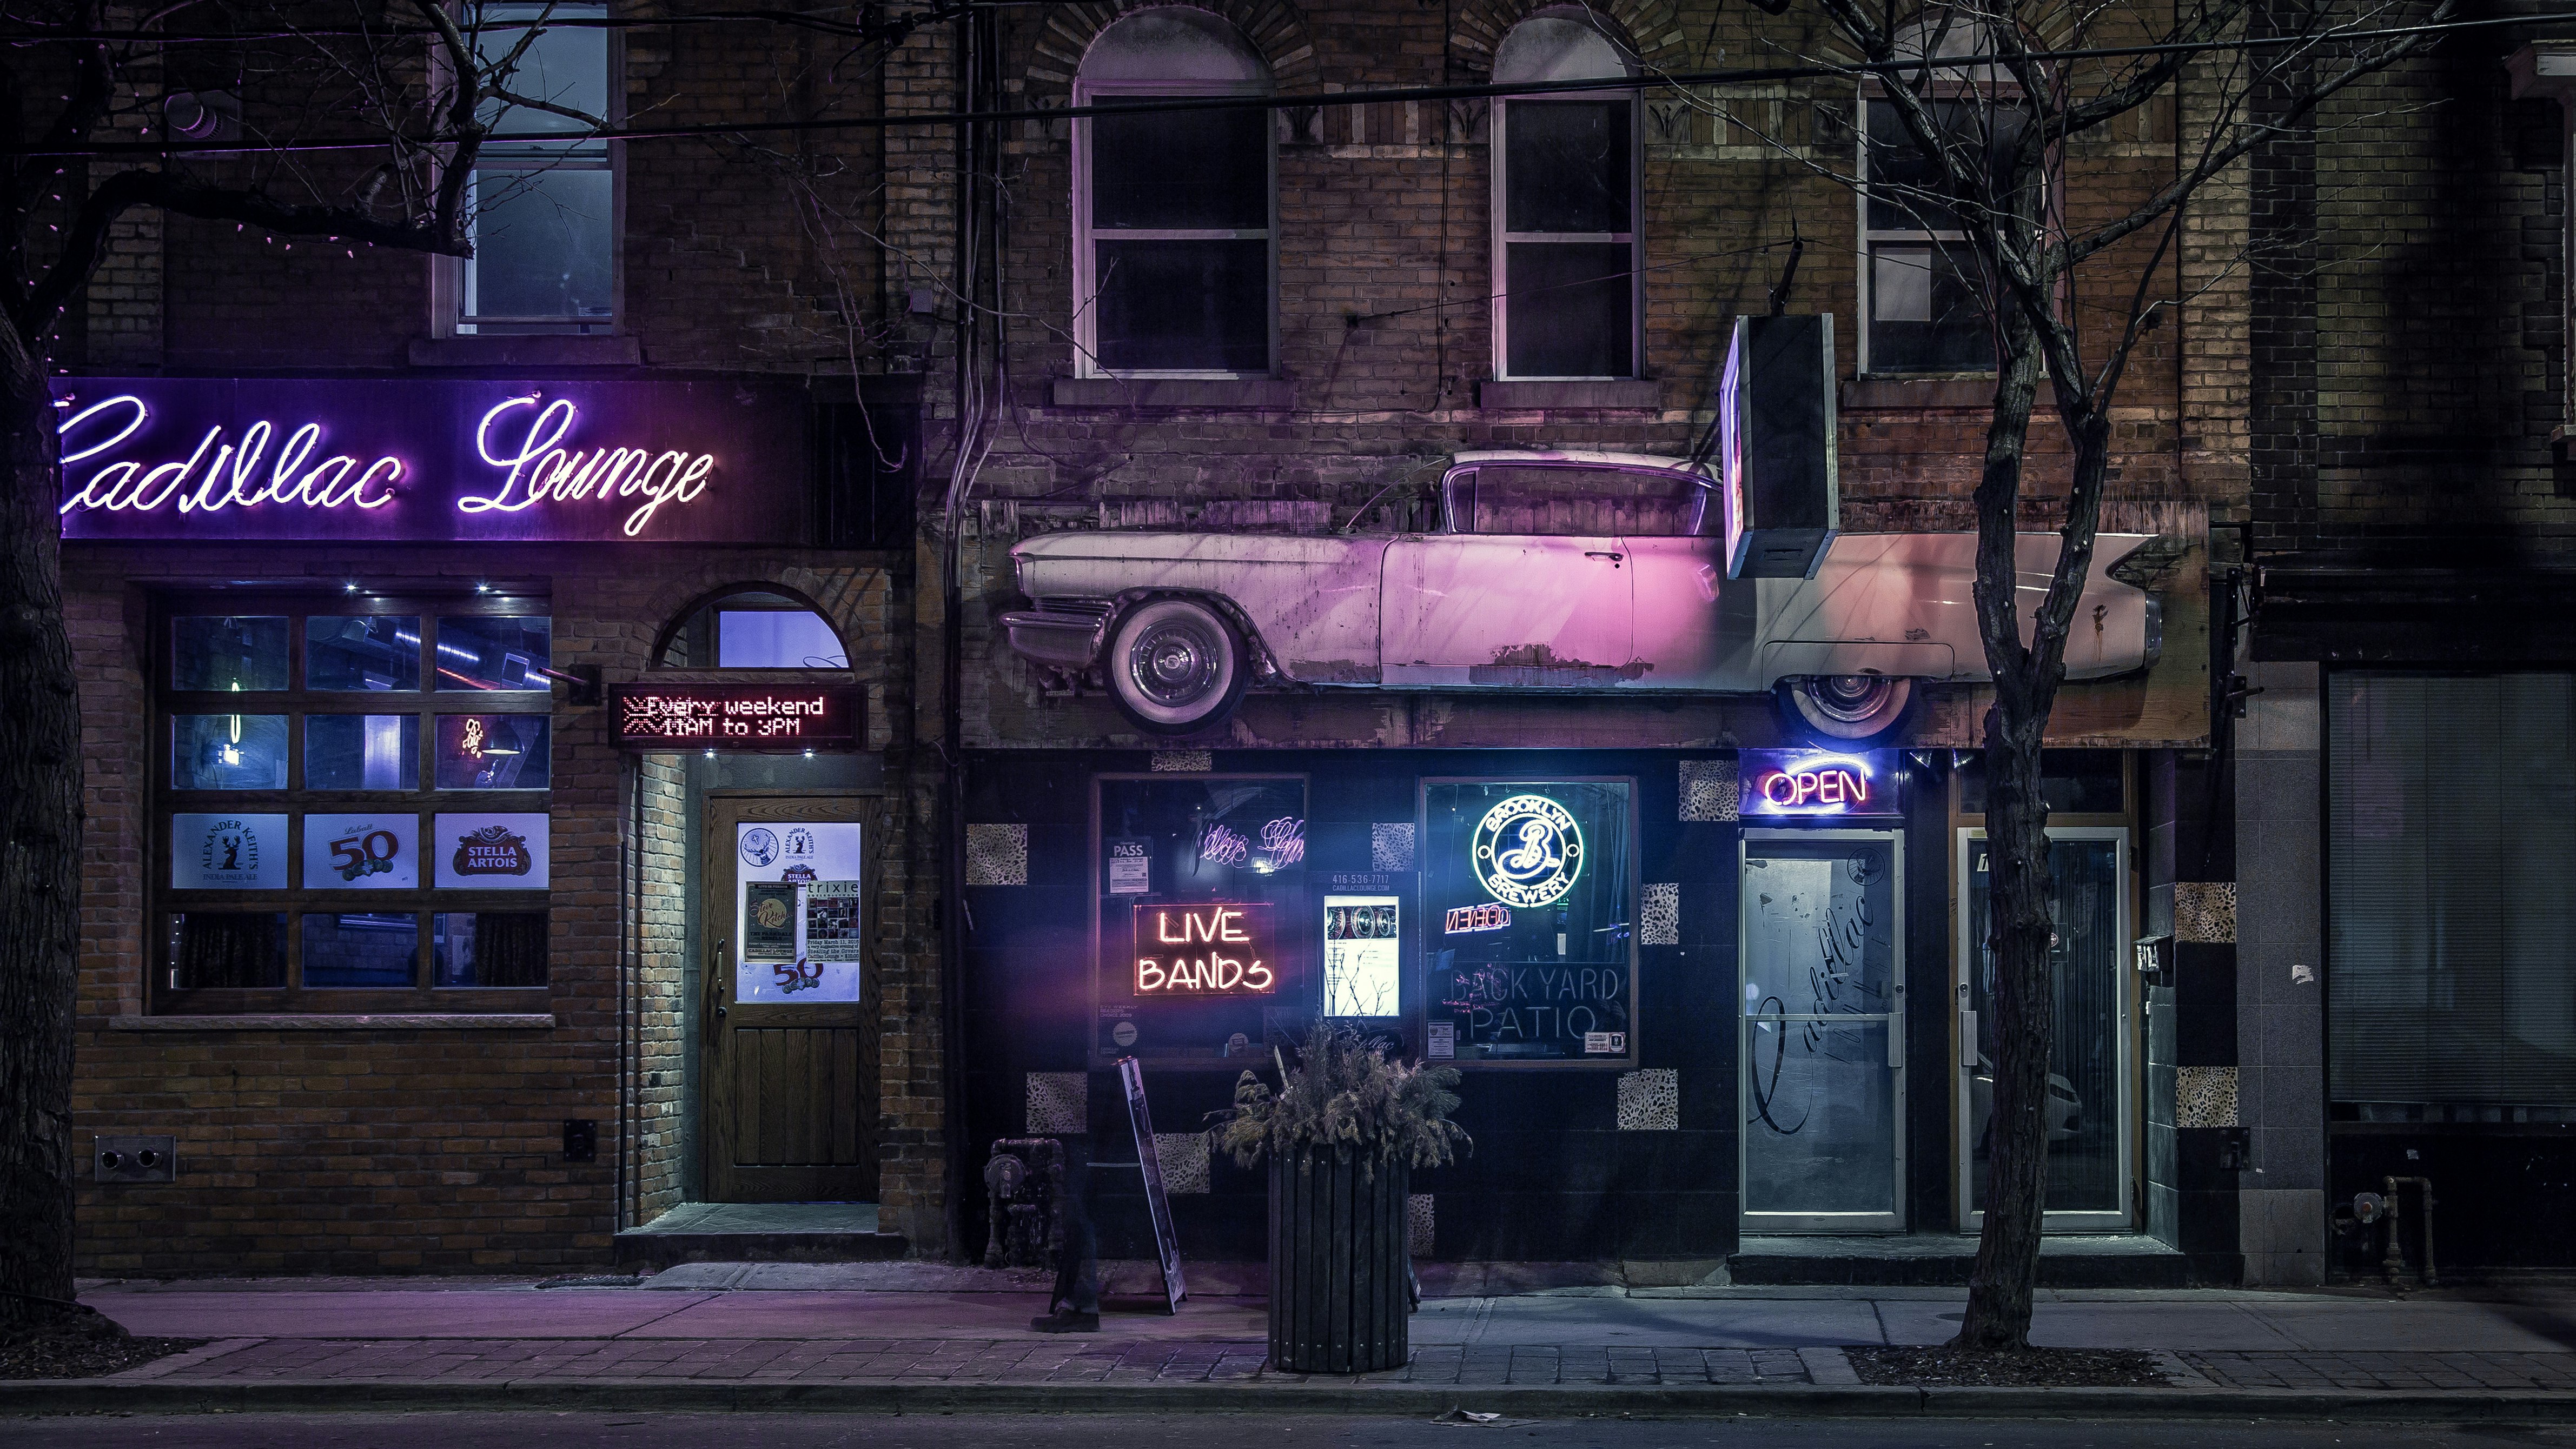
1268 1146 1409 1373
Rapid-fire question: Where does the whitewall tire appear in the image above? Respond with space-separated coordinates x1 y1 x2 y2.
1105 596 1248 736
1777 674 1917 744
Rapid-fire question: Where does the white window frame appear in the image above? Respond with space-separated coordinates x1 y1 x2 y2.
1487 8 1643 385
1491 92 1643 381
430 2 624 338
1071 75 1277 378
1854 90 1993 378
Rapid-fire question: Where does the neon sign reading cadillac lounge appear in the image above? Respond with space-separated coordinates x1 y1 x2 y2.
51 377 810 544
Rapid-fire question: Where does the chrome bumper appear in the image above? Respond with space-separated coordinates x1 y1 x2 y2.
999 606 1110 670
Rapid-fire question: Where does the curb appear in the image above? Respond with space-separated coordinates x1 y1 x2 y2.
8 1379 2576 1421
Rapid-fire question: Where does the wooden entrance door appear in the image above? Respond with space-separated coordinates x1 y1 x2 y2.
703 794 880 1202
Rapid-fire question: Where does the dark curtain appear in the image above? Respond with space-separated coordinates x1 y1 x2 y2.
175 913 284 988
475 912 549 988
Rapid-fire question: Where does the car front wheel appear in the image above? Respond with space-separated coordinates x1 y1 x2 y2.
1777 674 1916 744
1105 596 1248 736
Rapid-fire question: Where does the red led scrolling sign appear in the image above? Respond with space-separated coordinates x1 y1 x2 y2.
611 684 863 751
1131 902 1277 995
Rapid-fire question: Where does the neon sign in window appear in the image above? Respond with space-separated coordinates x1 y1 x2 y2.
1742 749 1900 817
1132 902 1276 995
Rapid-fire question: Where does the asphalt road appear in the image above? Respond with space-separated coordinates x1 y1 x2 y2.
9 1414 2576 1448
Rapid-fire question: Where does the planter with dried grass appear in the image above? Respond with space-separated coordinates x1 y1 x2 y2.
1220 1024 1468 1373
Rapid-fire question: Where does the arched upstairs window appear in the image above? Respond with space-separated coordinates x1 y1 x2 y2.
655 590 850 669
1857 12 2023 375
1075 8 1275 377
1492 13 1640 380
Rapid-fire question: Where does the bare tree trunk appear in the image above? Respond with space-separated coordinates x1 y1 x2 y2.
1954 304 2053 1351
0 331 82 1333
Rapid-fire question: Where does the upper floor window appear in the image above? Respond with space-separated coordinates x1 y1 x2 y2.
1492 15 1640 380
1075 8 1275 376
1857 15 2019 374
455 2 616 335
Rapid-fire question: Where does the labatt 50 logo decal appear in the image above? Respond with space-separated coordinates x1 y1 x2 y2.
1133 902 1276 995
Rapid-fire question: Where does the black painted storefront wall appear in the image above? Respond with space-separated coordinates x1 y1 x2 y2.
957 747 1968 1265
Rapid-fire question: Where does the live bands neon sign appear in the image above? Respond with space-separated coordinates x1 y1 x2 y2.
1133 902 1276 995
1742 749 1901 817
50 377 809 543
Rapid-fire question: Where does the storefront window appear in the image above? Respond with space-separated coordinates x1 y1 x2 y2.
435 912 551 988
304 715 420 790
435 615 552 691
435 714 553 789
171 714 290 790
172 615 288 691
157 599 553 1009
2330 672 2576 1112
306 615 423 691
1093 774 1308 1065
1419 778 1637 1066
167 911 287 989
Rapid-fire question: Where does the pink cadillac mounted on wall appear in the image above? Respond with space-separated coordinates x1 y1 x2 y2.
1000 448 2164 743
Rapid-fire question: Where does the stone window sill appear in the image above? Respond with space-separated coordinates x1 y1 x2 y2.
1050 377 1294 410
408 335 642 368
107 1013 557 1031
1842 376 1995 410
1478 380 1662 411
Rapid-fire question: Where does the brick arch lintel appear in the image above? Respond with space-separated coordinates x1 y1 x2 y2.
1448 0 1691 81
636 566 886 672
1025 1 1322 103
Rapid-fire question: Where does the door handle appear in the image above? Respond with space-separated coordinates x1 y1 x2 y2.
704 938 729 1045
1585 550 1624 562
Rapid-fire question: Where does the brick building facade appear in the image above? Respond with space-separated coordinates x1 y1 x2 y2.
58 0 2267 1279
2225 15 2576 1282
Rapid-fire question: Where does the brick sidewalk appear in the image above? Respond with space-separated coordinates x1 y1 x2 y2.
114 1337 2576 1394
2180 1351 2576 1393
122 1338 1821 1387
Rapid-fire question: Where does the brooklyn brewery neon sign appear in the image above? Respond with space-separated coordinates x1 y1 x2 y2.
51 377 809 543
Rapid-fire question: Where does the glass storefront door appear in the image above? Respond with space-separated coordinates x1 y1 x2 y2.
1956 828 2133 1231
1739 830 1906 1234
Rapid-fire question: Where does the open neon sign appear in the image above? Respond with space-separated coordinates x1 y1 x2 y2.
1744 750 1896 816
1133 902 1276 995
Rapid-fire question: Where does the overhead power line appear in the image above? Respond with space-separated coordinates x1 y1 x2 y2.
0 3 1076 44
7 8 2571 157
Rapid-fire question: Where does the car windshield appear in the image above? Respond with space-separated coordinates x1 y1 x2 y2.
1447 464 1713 537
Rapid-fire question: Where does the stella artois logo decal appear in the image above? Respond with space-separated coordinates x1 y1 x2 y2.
452 823 534 878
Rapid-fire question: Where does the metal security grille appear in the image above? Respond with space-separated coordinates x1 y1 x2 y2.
2328 671 2576 1110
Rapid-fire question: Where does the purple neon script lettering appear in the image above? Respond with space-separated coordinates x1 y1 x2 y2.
57 395 402 516
463 395 575 514
58 395 148 466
